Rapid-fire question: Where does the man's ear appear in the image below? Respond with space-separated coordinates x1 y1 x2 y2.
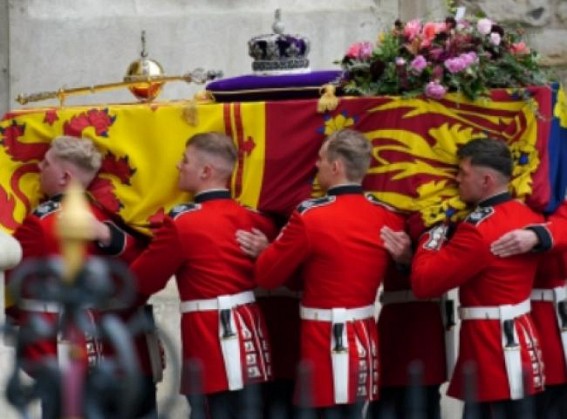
483 170 501 190
60 170 72 187
201 164 212 179
331 159 341 174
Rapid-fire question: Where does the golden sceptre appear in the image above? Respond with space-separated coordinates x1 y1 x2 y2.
16 30 222 106
15 69 222 106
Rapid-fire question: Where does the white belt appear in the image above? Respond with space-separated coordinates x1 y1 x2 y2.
531 286 566 302
300 305 374 405
179 290 255 313
181 290 255 391
300 304 375 322
254 287 302 299
299 305 374 404
19 299 60 313
380 290 440 305
458 299 531 321
459 298 531 400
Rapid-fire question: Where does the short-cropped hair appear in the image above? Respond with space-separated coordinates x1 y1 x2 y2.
324 129 372 182
50 136 102 174
186 132 237 169
457 138 512 179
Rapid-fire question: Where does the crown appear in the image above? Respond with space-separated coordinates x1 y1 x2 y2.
248 9 311 74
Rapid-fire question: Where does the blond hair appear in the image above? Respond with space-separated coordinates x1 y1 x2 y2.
324 129 371 182
186 132 237 179
50 136 102 185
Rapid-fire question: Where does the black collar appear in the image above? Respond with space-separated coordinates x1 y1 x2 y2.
49 192 94 203
50 194 64 202
327 184 363 196
478 192 512 207
194 189 231 203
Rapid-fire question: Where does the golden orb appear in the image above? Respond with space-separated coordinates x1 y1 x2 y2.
124 31 165 102
124 57 165 102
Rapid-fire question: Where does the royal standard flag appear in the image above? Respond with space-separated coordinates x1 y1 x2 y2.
0 86 552 235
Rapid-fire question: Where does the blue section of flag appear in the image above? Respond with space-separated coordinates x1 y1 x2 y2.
545 83 567 213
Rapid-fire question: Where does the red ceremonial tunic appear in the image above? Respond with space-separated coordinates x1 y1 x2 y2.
531 252 567 385
7 194 145 376
378 264 447 387
129 189 276 395
255 184 405 408
411 193 545 402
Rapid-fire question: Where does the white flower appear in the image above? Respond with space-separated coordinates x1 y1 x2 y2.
477 18 493 35
490 32 501 46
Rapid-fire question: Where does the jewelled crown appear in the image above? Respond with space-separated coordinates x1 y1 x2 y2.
248 9 311 74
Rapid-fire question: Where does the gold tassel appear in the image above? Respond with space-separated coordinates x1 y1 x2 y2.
317 84 339 113
182 90 215 126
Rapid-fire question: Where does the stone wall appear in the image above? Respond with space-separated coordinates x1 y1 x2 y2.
0 0 8 118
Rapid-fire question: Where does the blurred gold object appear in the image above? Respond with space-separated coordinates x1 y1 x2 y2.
124 30 166 102
56 180 95 283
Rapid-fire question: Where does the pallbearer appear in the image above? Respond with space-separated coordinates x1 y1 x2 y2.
411 138 545 419
129 132 276 419
237 129 404 418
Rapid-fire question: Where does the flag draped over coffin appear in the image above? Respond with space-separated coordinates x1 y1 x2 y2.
0 86 554 235
546 83 567 212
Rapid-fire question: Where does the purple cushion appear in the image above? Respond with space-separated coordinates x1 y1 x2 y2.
206 70 342 102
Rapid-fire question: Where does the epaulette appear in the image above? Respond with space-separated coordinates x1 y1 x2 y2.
33 200 61 218
465 206 494 226
168 203 201 219
365 193 398 212
297 196 335 214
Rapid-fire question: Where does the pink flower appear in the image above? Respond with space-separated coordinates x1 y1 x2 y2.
396 57 406 66
346 41 374 60
424 81 447 99
404 19 422 41
490 32 501 46
345 43 359 59
410 55 427 74
444 56 467 74
358 41 374 59
421 22 446 47
510 41 530 55
476 18 493 35
445 52 477 74
461 52 478 66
